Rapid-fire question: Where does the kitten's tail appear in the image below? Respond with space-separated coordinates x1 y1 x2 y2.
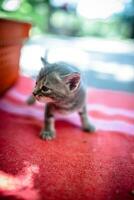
41 49 49 65
44 49 49 62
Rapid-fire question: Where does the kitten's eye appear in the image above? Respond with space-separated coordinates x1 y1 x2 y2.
41 86 50 92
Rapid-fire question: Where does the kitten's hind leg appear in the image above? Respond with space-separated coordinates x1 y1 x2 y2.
26 95 36 105
40 103 56 140
79 105 95 132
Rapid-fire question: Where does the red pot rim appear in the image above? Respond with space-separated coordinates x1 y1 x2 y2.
0 18 32 27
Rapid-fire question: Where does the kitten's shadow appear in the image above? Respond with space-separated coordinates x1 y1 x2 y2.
26 118 80 138
55 119 80 130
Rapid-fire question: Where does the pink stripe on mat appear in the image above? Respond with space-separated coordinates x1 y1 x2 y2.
0 99 134 135
2 90 134 119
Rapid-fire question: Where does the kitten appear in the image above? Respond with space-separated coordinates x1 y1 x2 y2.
27 55 95 140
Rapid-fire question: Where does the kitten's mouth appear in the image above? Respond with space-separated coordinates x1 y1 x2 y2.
35 96 40 101
36 96 53 103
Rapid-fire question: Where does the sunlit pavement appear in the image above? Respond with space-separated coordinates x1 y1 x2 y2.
20 36 134 93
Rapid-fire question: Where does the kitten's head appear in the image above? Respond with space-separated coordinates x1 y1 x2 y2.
32 56 81 104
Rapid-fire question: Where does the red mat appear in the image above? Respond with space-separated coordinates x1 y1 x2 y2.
0 76 134 200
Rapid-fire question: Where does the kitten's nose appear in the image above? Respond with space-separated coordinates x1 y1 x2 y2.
33 91 37 96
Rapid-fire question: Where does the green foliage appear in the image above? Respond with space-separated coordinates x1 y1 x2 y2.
0 0 50 35
0 0 134 39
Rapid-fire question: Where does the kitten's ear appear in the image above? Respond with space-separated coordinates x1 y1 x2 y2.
39 67 45 75
63 72 81 92
41 57 48 65
36 67 45 81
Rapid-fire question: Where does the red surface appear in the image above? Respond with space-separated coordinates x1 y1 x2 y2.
0 76 134 200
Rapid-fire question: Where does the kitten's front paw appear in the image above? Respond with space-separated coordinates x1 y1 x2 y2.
40 129 56 140
27 95 36 105
83 124 95 133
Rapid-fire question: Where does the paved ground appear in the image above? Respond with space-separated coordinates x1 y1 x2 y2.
20 36 134 93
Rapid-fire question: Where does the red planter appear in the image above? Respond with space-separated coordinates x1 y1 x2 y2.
0 18 31 95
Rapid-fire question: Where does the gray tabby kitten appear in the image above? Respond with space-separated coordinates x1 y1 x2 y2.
27 55 95 140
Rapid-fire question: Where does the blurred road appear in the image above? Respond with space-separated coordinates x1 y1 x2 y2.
20 36 134 93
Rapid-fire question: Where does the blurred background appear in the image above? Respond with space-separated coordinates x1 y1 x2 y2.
0 0 134 92
1 0 134 39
